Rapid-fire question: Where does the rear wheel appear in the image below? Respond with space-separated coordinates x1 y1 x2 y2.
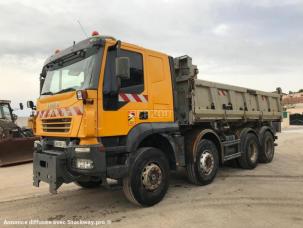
259 131 275 163
186 139 219 186
238 133 259 169
123 147 170 207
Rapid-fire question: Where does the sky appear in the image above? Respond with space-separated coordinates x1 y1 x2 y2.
0 0 302 116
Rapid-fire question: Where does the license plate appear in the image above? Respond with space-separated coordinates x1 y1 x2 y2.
54 140 67 148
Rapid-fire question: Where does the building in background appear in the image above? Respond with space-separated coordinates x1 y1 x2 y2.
282 92 303 125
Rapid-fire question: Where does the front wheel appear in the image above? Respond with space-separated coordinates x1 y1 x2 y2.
123 147 170 207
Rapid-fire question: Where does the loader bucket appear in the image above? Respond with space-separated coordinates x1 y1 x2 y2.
0 137 37 167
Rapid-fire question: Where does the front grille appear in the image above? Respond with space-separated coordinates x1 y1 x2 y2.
42 118 72 133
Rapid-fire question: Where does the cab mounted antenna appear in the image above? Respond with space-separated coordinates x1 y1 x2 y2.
77 20 88 38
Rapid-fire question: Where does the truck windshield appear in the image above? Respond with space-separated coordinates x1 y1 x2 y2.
41 48 102 95
0 103 12 121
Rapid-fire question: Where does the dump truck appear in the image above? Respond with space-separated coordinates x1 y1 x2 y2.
30 32 282 206
0 100 36 166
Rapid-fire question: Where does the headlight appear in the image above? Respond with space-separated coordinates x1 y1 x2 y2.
54 140 67 148
75 159 94 170
75 147 90 153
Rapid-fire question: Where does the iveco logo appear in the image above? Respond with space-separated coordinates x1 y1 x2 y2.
48 102 60 109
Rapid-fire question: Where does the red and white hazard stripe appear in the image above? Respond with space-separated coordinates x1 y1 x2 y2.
218 90 227 96
36 106 83 119
119 93 148 103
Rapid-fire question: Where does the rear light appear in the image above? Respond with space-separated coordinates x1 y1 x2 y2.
76 90 88 100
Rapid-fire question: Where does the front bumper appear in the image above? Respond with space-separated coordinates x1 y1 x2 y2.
33 142 106 194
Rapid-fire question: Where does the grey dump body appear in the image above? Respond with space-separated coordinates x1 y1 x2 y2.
174 56 282 125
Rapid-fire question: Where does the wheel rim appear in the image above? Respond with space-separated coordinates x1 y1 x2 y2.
199 150 215 175
141 163 163 191
248 142 257 163
265 139 273 158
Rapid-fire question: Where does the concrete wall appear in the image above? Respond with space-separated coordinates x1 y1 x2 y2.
287 108 303 115
283 103 303 126
284 98 303 114
283 103 303 127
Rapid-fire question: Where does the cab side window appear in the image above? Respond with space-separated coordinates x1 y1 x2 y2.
119 49 144 93
103 48 144 110
104 49 144 95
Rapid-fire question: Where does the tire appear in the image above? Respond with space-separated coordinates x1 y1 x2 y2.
259 131 275 163
186 139 219 186
75 180 102 189
123 147 170 207
237 133 259 169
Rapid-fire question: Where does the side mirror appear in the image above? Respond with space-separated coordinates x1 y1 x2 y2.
19 103 24 110
12 114 18 122
115 57 130 80
27 101 35 110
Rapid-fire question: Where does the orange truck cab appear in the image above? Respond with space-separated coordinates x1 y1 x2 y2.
32 33 176 205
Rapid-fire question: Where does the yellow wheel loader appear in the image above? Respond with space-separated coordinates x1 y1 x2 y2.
0 100 37 167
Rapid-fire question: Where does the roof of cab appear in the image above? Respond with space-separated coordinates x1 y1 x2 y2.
44 35 109 66
0 100 11 104
105 38 169 57
44 35 169 66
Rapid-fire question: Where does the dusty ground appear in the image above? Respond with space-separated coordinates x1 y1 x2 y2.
0 127 303 228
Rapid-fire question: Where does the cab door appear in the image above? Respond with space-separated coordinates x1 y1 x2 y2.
99 44 149 137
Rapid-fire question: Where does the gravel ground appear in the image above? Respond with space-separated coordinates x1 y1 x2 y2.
0 127 303 228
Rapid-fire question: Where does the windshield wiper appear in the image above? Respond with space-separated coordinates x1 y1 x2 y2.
41 91 54 95
54 87 76 95
40 87 76 96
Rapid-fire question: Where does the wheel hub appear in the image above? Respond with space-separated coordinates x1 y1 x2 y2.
141 163 162 191
199 151 214 175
